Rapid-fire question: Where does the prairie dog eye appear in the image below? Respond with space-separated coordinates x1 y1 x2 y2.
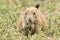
25 13 27 15
24 13 27 18
33 12 36 15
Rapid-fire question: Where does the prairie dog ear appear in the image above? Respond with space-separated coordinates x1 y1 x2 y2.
34 4 40 9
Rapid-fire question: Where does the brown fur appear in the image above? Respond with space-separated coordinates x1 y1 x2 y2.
17 4 47 36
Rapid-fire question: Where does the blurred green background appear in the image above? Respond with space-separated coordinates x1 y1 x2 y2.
0 0 60 40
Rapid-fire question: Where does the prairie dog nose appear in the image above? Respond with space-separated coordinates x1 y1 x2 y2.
28 18 32 23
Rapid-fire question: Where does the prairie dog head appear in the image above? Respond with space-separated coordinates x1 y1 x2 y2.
24 4 40 24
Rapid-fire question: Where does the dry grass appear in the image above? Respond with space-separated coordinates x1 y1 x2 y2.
0 0 60 40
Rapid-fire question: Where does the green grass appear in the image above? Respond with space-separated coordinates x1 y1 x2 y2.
0 0 60 40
